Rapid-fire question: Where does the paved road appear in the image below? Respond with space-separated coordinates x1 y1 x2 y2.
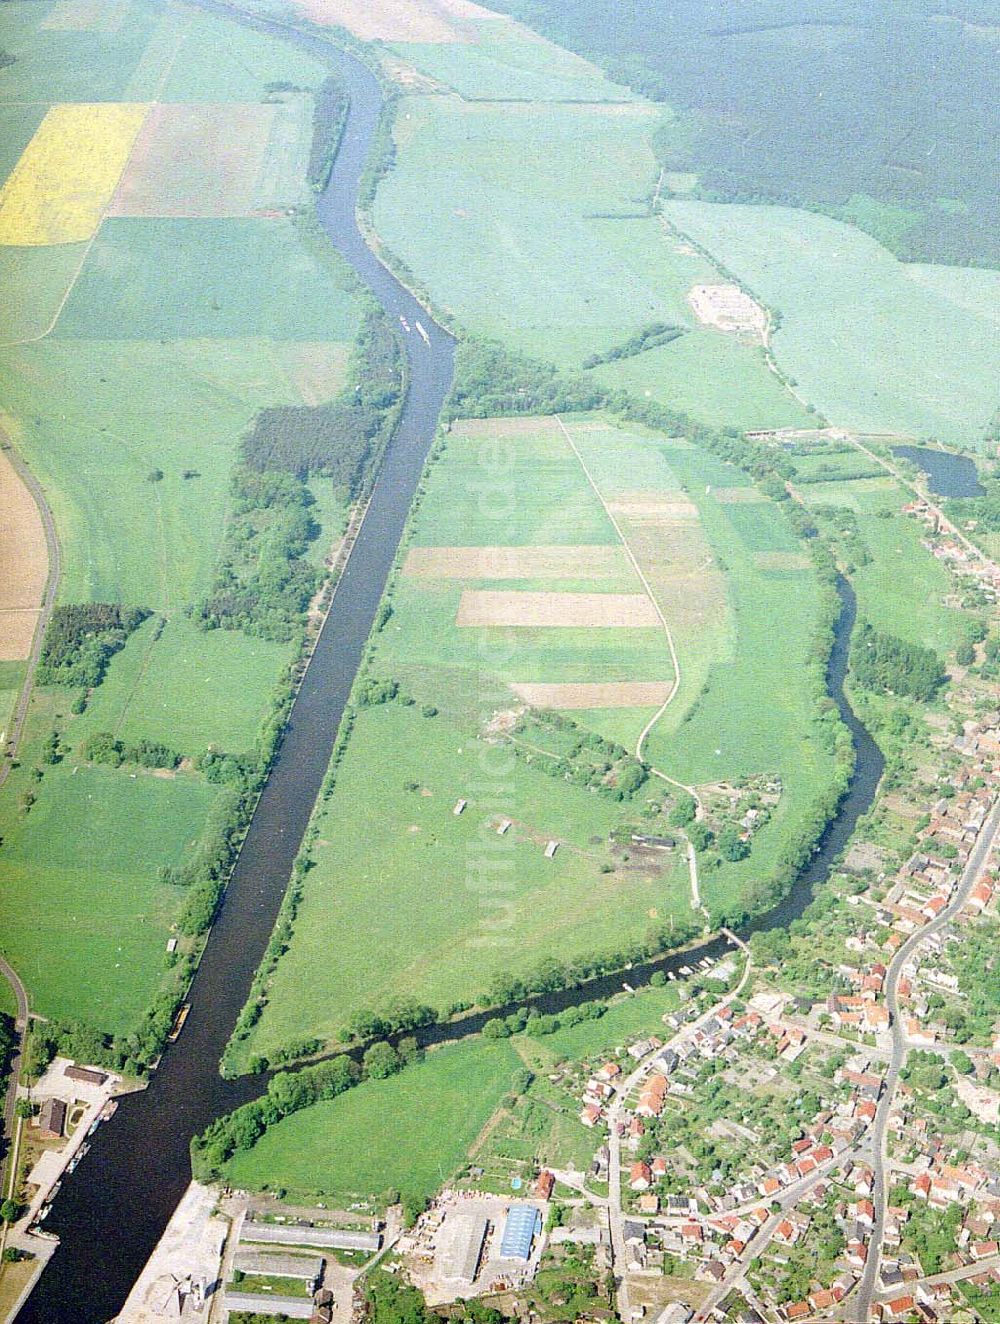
605 936 750 1320
851 795 1000 1323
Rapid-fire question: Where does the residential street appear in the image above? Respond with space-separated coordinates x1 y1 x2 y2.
851 794 1000 1323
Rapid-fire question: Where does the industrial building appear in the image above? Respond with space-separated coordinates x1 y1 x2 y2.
499 1205 542 1261
435 1212 489 1285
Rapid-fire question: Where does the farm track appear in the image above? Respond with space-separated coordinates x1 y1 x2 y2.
555 414 707 915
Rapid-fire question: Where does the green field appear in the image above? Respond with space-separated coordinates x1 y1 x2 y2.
52 219 359 342
239 700 690 1065
377 417 678 743
390 20 635 102
0 0 360 1046
72 616 291 755
0 336 358 607
225 1038 521 1203
373 99 812 431
798 476 969 654
662 202 1000 446
0 743 217 1034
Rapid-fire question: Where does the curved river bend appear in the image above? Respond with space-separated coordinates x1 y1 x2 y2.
18 10 882 1320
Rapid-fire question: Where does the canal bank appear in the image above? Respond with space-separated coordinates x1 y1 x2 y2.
16 12 455 1321
15 10 885 1321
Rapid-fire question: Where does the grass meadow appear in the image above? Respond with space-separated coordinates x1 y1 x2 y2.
0 711 218 1033
240 700 690 1065
374 99 812 431
0 1 356 1040
225 1038 521 1203
389 21 635 102
798 476 969 654
662 202 1000 446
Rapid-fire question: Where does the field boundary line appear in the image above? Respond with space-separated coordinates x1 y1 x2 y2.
554 415 707 915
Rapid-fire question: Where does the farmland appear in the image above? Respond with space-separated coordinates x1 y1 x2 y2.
373 98 813 432
0 0 362 1051
662 202 1000 447
225 1038 521 1204
0 102 148 245
238 411 839 1059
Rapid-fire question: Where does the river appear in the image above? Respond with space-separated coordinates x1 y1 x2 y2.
17 11 882 1321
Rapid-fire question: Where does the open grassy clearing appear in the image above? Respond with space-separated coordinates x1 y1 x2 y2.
389 20 636 101
72 615 291 755
0 335 358 607
374 98 814 430
0 735 218 1034
798 476 969 654
0 243 87 342
239 701 690 1065
662 201 1000 446
225 1037 521 1203
0 105 47 183
51 218 359 341
118 6 327 103
588 328 809 432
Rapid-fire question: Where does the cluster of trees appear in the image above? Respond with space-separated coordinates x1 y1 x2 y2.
195 311 401 641
37 604 149 688
945 477 1000 533
191 470 322 641
308 75 349 192
480 924 700 1009
482 998 607 1040
446 338 605 420
509 711 649 801
365 1268 504 1324
0 1013 16 1098
851 623 946 701
343 999 438 1044
582 321 685 369
193 1052 360 1179
81 731 180 770
196 1038 424 1179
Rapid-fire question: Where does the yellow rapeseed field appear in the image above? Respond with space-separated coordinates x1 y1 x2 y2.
0 103 149 245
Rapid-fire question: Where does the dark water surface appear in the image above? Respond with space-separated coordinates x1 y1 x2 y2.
892 445 985 498
19 11 455 1321
19 11 883 1321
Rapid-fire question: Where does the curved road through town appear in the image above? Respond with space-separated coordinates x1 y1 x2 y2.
851 794 1000 1322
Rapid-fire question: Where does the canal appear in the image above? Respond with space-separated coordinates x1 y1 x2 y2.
17 9 884 1320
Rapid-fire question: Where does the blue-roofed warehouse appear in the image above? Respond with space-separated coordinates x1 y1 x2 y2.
499 1204 542 1261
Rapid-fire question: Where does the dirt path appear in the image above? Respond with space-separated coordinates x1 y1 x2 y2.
554 416 707 916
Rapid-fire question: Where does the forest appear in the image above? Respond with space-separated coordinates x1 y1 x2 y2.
36 604 148 688
851 622 946 701
490 0 999 265
195 309 402 640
